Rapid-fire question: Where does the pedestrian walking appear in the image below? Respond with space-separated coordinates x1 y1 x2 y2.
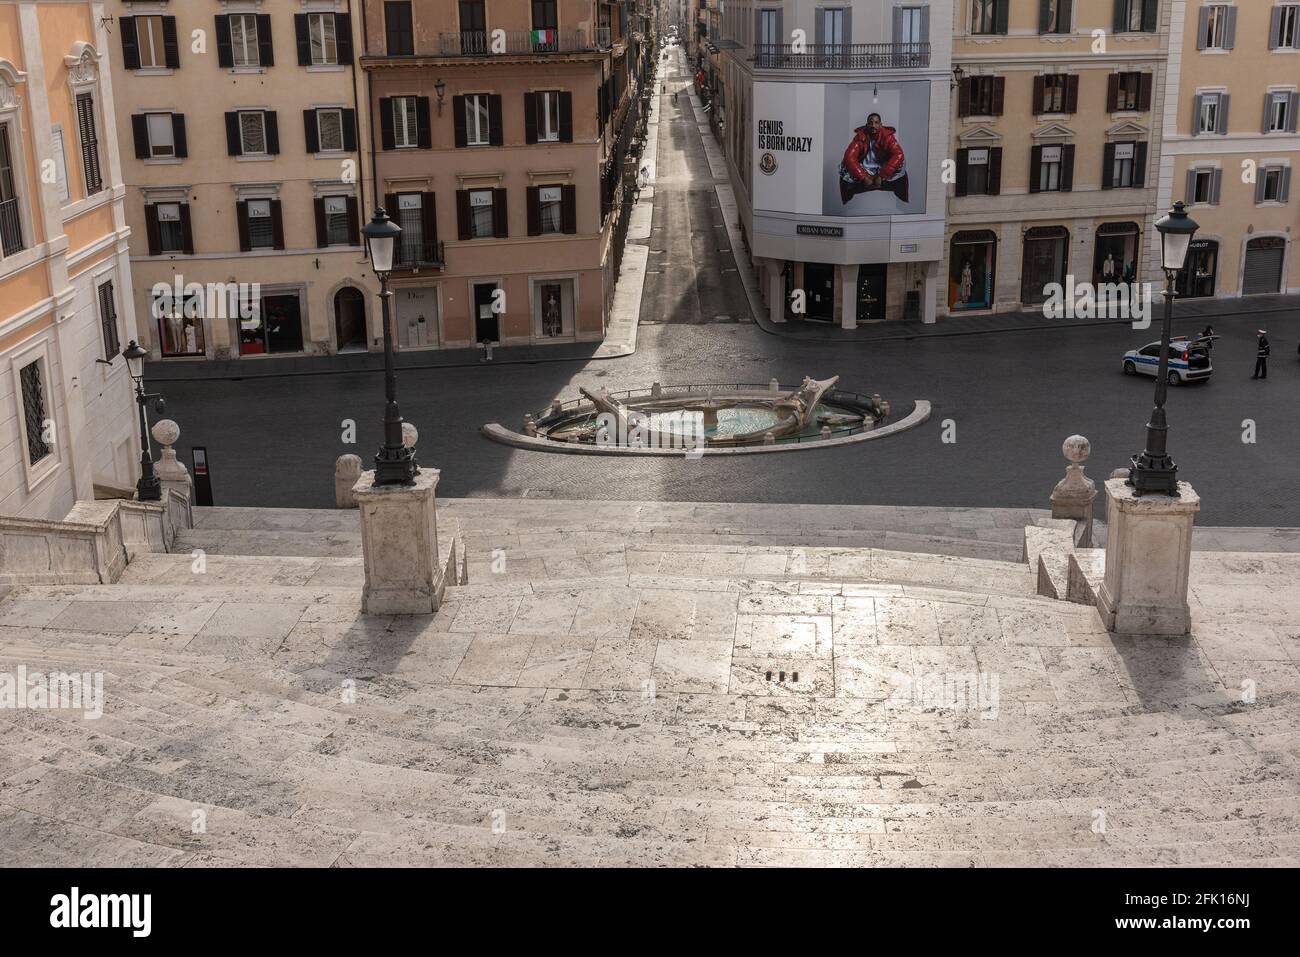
1200 324 1215 350
1253 330 1271 379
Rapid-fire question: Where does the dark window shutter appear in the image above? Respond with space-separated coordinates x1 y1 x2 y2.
379 98 395 150
1038 0 1052 33
1107 74 1120 112
236 200 251 252
987 148 1002 195
215 15 233 68
144 204 161 255
1029 145 1044 193
456 189 471 240
561 185 576 234
1065 74 1079 113
1113 0 1125 34
1102 142 1116 188
526 186 541 235
489 95 503 146
179 203 194 254
958 77 971 117
304 110 320 153
1132 142 1147 187
1138 72 1153 111
314 197 328 247
559 91 573 142
271 200 284 250
955 149 969 197
225 112 241 155
492 188 508 238
416 97 432 148
1060 144 1075 191
120 17 140 70
385 192 401 260
172 113 187 158
257 14 274 66
991 77 1005 115
163 17 179 68
345 196 359 245
453 95 467 147
342 109 357 152
1032 75 1045 114
295 14 311 66
1141 0 1157 32
132 114 150 159
994 0 1010 34
421 192 437 245
265 111 280 154
337 14 354 63
524 92 538 144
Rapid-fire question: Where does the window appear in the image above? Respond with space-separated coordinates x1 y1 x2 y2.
97 280 120 359
758 8 780 46
324 195 351 245
385 1 414 55
470 188 495 238
1197 92 1224 133
966 148 990 194
309 13 338 65
1204 5 1231 49
136 15 168 68
967 76 1001 115
1111 142 1136 187
459 1 487 53
538 186 563 234
230 14 260 67
1040 0 1068 33
1114 72 1142 111
465 94 491 145
1267 92 1293 132
1275 5 1299 48
1117 0 1154 32
318 109 344 151
146 113 175 157
76 92 102 195
0 123 23 257
898 6 925 43
396 193 424 259
1043 74 1068 112
19 361 51 466
970 0 1001 34
247 199 274 249
1261 167 1284 202
240 111 267 155
1039 145 1063 191
393 97 419 148
532 0 559 50
536 91 561 142
1194 169 1213 203
155 202 185 253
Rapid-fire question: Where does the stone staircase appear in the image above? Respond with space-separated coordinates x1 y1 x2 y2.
1 499 1297 866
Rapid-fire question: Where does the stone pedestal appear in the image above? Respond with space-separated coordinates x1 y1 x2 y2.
353 468 445 615
335 454 362 508
1050 435 1097 545
1096 478 1199 636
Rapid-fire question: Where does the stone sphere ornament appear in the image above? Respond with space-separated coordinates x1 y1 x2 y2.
402 422 418 449
1062 434 1091 465
151 418 180 447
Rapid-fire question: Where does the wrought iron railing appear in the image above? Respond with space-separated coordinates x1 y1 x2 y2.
437 30 593 55
0 197 23 258
393 238 444 271
754 42 930 69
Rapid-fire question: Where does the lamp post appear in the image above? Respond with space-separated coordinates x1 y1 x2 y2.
121 340 162 501
1129 201 1198 497
362 207 419 486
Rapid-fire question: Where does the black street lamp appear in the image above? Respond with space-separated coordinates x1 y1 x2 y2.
1129 201 1199 497
362 207 419 486
121 340 162 501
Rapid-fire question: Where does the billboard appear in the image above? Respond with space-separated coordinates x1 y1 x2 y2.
754 80 930 218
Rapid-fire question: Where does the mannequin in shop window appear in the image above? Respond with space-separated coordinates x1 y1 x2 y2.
543 291 562 337
959 259 974 304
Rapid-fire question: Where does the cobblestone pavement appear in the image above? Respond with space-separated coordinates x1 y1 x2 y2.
156 48 1300 528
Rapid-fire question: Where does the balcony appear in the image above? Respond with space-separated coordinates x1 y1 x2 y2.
754 42 931 70
437 30 596 56
0 197 22 258
393 239 445 272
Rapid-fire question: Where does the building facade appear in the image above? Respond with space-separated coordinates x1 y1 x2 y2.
1 1 140 519
943 0 1171 318
107 0 377 362
360 0 650 349
1156 0 1299 300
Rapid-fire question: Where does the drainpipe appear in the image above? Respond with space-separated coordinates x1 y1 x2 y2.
358 0 379 214
346 0 368 221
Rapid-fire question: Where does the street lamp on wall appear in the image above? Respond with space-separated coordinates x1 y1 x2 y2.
434 78 446 115
121 340 163 502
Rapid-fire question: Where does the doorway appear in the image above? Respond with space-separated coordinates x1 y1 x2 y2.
803 262 835 321
238 292 303 355
472 281 500 342
856 264 887 322
334 286 367 353
1242 237 1285 295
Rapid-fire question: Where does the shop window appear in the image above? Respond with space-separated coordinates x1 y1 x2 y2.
1094 222 1140 289
949 231 997 311
239 293 303 355
18 360 51 466
1176 240 1218 298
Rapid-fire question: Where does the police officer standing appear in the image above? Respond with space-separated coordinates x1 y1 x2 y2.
1252 330 1271 379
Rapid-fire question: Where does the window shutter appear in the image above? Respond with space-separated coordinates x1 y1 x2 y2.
987 147 1003 195
1060 144 1075 191
994 0 1010 34
954 148 969 197
236 200 251 252
1223 7 1237 49
1102 143 1116 188
524 92 538 144
559 91 573 142
1032 75 1045 114
1065 74 1079 113
271 200 285 250
380 98 395 150
120 17 140 70
456 190 471 240
304 109 320 153
1113 0 1125 33
1141 0 1157 32
216 15 233 68
1196 6 1210 49
342 109 357 151
179 203 194 254
295 14 311 66
264 111 280 154
492 188 508 238
814 8 824 46
416 97 432 149
892 6 904 41
163 17 180 68
1263 93 1273 134
1218 94 1230 134
76 93 101 193
1132 142 1148 188
1038 0 1052 33
991 77 1005 115
345 196 359 245
561 185 576 234
1254 173 1266 204
1106 74 1120 112
958 77 971 117
314 197 327 247
337 14 354 64
1060 0 1073 31
225 112 242 155
1185 168 1198 204
1211 168 1222 204
453 95 467 147
145 204 161 255
172 114 187 158
385 192 401 261
132 114 150 159
421 192 437 246
1029 145 1044 193
257 14 274 66
919 6 929 41
489 95 503 146
1190 93 1202 136
526 185 541 235
842 8 853 45
1270 7 1283 49
1139 73 1153 111
1279 167 1292 203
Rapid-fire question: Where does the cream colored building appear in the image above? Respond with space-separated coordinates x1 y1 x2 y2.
944 0 1171 317
1156 0 1298 299
106 0 378 362
1 1 140 519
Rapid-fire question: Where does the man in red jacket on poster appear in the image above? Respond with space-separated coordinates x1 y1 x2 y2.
839 113 909 204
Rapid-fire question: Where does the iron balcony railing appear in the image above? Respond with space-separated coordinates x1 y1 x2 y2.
393 238 445 271
754 41 931 69
0 197 22 258
437 30 594 56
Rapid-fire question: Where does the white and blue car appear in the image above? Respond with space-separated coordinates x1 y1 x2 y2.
1122 337 1213 385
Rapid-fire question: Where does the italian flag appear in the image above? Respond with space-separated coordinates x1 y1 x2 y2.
531 29 556 44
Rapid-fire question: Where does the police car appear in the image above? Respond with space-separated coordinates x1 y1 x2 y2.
1121 336 1213 385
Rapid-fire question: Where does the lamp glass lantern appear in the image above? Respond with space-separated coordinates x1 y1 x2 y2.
121 340 148 381
1155 201 1199 272
362 208 402 277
